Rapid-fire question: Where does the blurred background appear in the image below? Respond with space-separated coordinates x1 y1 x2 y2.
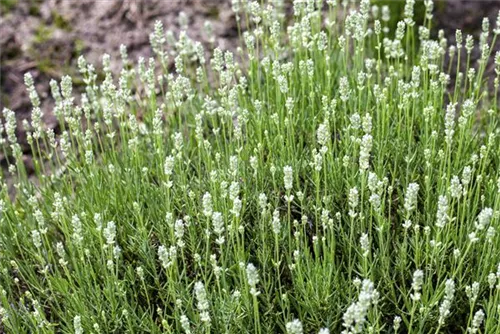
0 0 499 165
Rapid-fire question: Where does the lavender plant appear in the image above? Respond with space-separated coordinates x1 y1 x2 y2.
0 0 499 333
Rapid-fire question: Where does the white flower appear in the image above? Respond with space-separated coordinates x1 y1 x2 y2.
341 279 378 334
231 197 242 217
396 21 406 40
180 314 192 334
449 176 462 199
56 242 67 263
31 230 42 249
286 319 303 334
349 187 359 217
136 266 144 280
317 121 330 146
60 75 73 100
487 273 497 289
212 212 225 245
438 279 455 325
456 29 463 47
246 263 260 296
404 183 419 214
359 134 372 172
410 269 424 301
194 281 210 323
229 181 240 201
202 192 213 218
311 149 323 172
362 113 372 134
164 155 175 176
339 76 351 102
465 282 480 304
250 156 258 174
72 215 83 246
403 0 415 26
74 315 83 334
475 208 493 230
174 219 185 248
150 21 165 55
469 232 479 243
462 166 472 186
369 193 381 212
158 245 176 269
393 316 402 331
284 166 293 191
272 209 281 235
360 233 370 257
435 195 449 228
103 221 116 245
382 5 390 22
258 193 268 211
467 309 484 333
2 108 16 145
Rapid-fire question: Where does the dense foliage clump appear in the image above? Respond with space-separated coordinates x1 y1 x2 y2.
0 0 499 333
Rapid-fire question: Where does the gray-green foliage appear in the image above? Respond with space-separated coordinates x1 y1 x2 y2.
0 0 499 333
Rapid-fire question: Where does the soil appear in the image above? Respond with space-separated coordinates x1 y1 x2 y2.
0 0 499 167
